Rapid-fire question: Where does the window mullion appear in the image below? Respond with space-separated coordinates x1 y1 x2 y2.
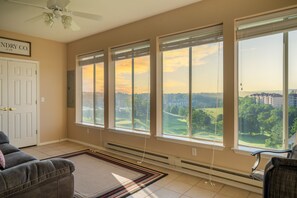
189 47 193 138
160 53 164 135
132 54 135 130
283 32 289 149
93 63 96 124
81 67 83 123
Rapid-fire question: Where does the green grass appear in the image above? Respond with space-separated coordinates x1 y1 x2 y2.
115 117 150 130
204 107 223 117
163 111 222 140
238 133 269 148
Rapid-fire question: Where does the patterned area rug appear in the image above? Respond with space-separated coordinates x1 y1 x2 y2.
56 150 167 198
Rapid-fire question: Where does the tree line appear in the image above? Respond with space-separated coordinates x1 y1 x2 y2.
239 96 297 148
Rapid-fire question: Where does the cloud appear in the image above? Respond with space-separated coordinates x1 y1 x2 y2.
163 80 188 94
115 56 150 75
163 44 222 72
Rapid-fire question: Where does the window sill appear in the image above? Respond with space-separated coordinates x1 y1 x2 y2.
75 122 105 130
108 128 151 138
156 134 224 150
232 146 287 158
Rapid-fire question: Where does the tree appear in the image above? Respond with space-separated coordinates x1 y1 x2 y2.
290 118 297 138
238 97 261 134
170 105 179 114
178 106 188 117
257 106 282 134
191 109 212 131
288 107 297 137
216 114 223 133
265 121 283 149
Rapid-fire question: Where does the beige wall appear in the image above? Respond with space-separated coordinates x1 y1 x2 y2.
67 0 297 173
0 30 67 143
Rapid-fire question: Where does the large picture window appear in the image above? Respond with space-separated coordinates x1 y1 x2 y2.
78 52 104 126
159 25 224 142
236 9 297 149
111 42 150 132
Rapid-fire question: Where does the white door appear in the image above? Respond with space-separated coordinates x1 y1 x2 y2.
0 58 37 148
0 60 8 135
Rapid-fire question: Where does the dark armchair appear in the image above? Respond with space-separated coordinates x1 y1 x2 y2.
251 145 297 198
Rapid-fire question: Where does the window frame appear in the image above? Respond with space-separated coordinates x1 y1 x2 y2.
76 51 105 127
109 41 151 133
156 24 224 143
235 8 297 150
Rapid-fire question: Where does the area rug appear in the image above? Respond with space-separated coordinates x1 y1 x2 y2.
54 150 167 198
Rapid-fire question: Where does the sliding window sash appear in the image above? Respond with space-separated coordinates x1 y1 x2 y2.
235 8 297 149
159 24 223 139
236 8 297 41
78 51 105 126
159 25 223 52
78 52 104 66
111 41 150 132
111 41 150 61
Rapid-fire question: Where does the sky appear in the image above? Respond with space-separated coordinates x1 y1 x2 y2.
163 43 223 94
82 62 104 93
239 30 297 93
81 30 297 95
115 56 150 94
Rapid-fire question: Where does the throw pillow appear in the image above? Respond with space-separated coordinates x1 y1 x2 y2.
0 150 5 169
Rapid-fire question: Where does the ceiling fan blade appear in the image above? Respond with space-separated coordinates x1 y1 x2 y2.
47 0 70 9
6 0 49 10
25 13 46 23
70 20 80 31
70 10 101 21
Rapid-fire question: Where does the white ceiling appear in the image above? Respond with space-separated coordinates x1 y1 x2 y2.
0 0 201 43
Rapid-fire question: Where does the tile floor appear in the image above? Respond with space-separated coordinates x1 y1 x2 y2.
21 141 262 198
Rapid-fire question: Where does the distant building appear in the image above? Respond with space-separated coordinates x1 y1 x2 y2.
289 93 297 107
250 93 283 108
250 92 297 108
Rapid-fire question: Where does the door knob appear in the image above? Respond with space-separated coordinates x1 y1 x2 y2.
8 107 16 111
0 107 8 111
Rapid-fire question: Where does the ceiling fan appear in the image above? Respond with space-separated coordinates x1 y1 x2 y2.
6 0 101 31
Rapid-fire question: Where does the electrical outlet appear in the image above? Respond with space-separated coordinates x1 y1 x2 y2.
192 148 197 156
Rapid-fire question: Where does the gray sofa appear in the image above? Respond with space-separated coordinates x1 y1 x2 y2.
0 132 75 198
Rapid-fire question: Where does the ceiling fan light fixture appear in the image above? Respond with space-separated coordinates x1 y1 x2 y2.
44 12 54 27
61 15 72 29
7 0 101 31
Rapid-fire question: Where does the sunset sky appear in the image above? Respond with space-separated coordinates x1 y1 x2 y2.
163 42 223 94
82 30 296 95
115 56 150 94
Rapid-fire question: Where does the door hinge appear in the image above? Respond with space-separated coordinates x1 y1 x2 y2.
35 100 37 104
36 130 38 134
35 70 37 75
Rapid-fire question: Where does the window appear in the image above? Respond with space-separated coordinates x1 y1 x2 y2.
111 42 150 132
159 25 224 142
236 9 297 149
77 52 104 126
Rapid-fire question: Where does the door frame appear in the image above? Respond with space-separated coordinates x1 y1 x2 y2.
0 57 40 146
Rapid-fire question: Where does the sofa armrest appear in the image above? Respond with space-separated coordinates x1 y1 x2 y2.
270 157 297 167
0 132 9 144
264 157 297 198
0 158 75 197
251 149 291 172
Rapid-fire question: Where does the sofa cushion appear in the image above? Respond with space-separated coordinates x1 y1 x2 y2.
0 132 9 144
5 151 37 169
0 150 5 169
0 143 20 155
0 158 75 197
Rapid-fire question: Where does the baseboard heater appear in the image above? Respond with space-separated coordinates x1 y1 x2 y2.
179 159 262 189
105 142 262 193
105 142 170 165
